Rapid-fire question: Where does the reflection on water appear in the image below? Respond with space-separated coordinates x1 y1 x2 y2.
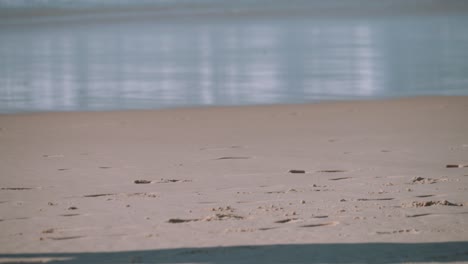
1 4 468 112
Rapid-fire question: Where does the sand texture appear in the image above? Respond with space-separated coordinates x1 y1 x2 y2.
0 96 468 263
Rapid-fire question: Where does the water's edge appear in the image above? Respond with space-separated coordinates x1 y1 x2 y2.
1 1 468 113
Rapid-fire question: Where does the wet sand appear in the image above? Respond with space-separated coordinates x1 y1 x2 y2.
0 96 467 263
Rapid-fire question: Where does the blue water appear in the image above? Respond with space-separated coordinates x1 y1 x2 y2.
1 0 468 113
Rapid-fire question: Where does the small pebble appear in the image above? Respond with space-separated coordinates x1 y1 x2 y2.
446 164 465 168
289 170 306 174
42 228 54 234
134 180 152 184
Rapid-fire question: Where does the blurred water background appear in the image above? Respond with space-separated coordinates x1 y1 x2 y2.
1 0 468 113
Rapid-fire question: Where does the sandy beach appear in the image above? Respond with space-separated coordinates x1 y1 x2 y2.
0 96 468 263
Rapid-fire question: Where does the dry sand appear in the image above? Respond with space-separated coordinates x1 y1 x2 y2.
0 96 468 263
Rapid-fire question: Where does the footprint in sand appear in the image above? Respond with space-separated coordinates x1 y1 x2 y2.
226 227 279 233
203 213 244 221
414 194 435 198
258 227 278 231
265 190 288 194
83 193 116 198
1 187 34 191
289 170 306 174
0 217 30 222
317 170 347 173
43 236 83 241
403 200 463 208
134 179 191 184
411 177 438 184
300 221 338 228
446 164 468 168
83 192 157 198
167 218 199 224
275 218 299 224
210 206 234 213
127 192 158 198
406 213 433 218
357 198 395 201
42 228 55 234
329 177 352 181
407 212 468 218
134 180 152 184
157 179 191 184
168 213 244 223
216 156 251 160
375 229 418 235
60 214 80 217
200 145 244 151
312 215 329 219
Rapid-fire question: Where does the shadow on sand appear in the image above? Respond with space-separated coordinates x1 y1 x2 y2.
1 242 468 263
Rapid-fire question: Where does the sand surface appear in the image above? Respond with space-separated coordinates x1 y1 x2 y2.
0 96 468 263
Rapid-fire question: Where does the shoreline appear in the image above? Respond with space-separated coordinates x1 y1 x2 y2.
1 96 467 262
1 95 463 116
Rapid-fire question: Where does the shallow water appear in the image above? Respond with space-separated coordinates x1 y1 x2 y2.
1 1 468 113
